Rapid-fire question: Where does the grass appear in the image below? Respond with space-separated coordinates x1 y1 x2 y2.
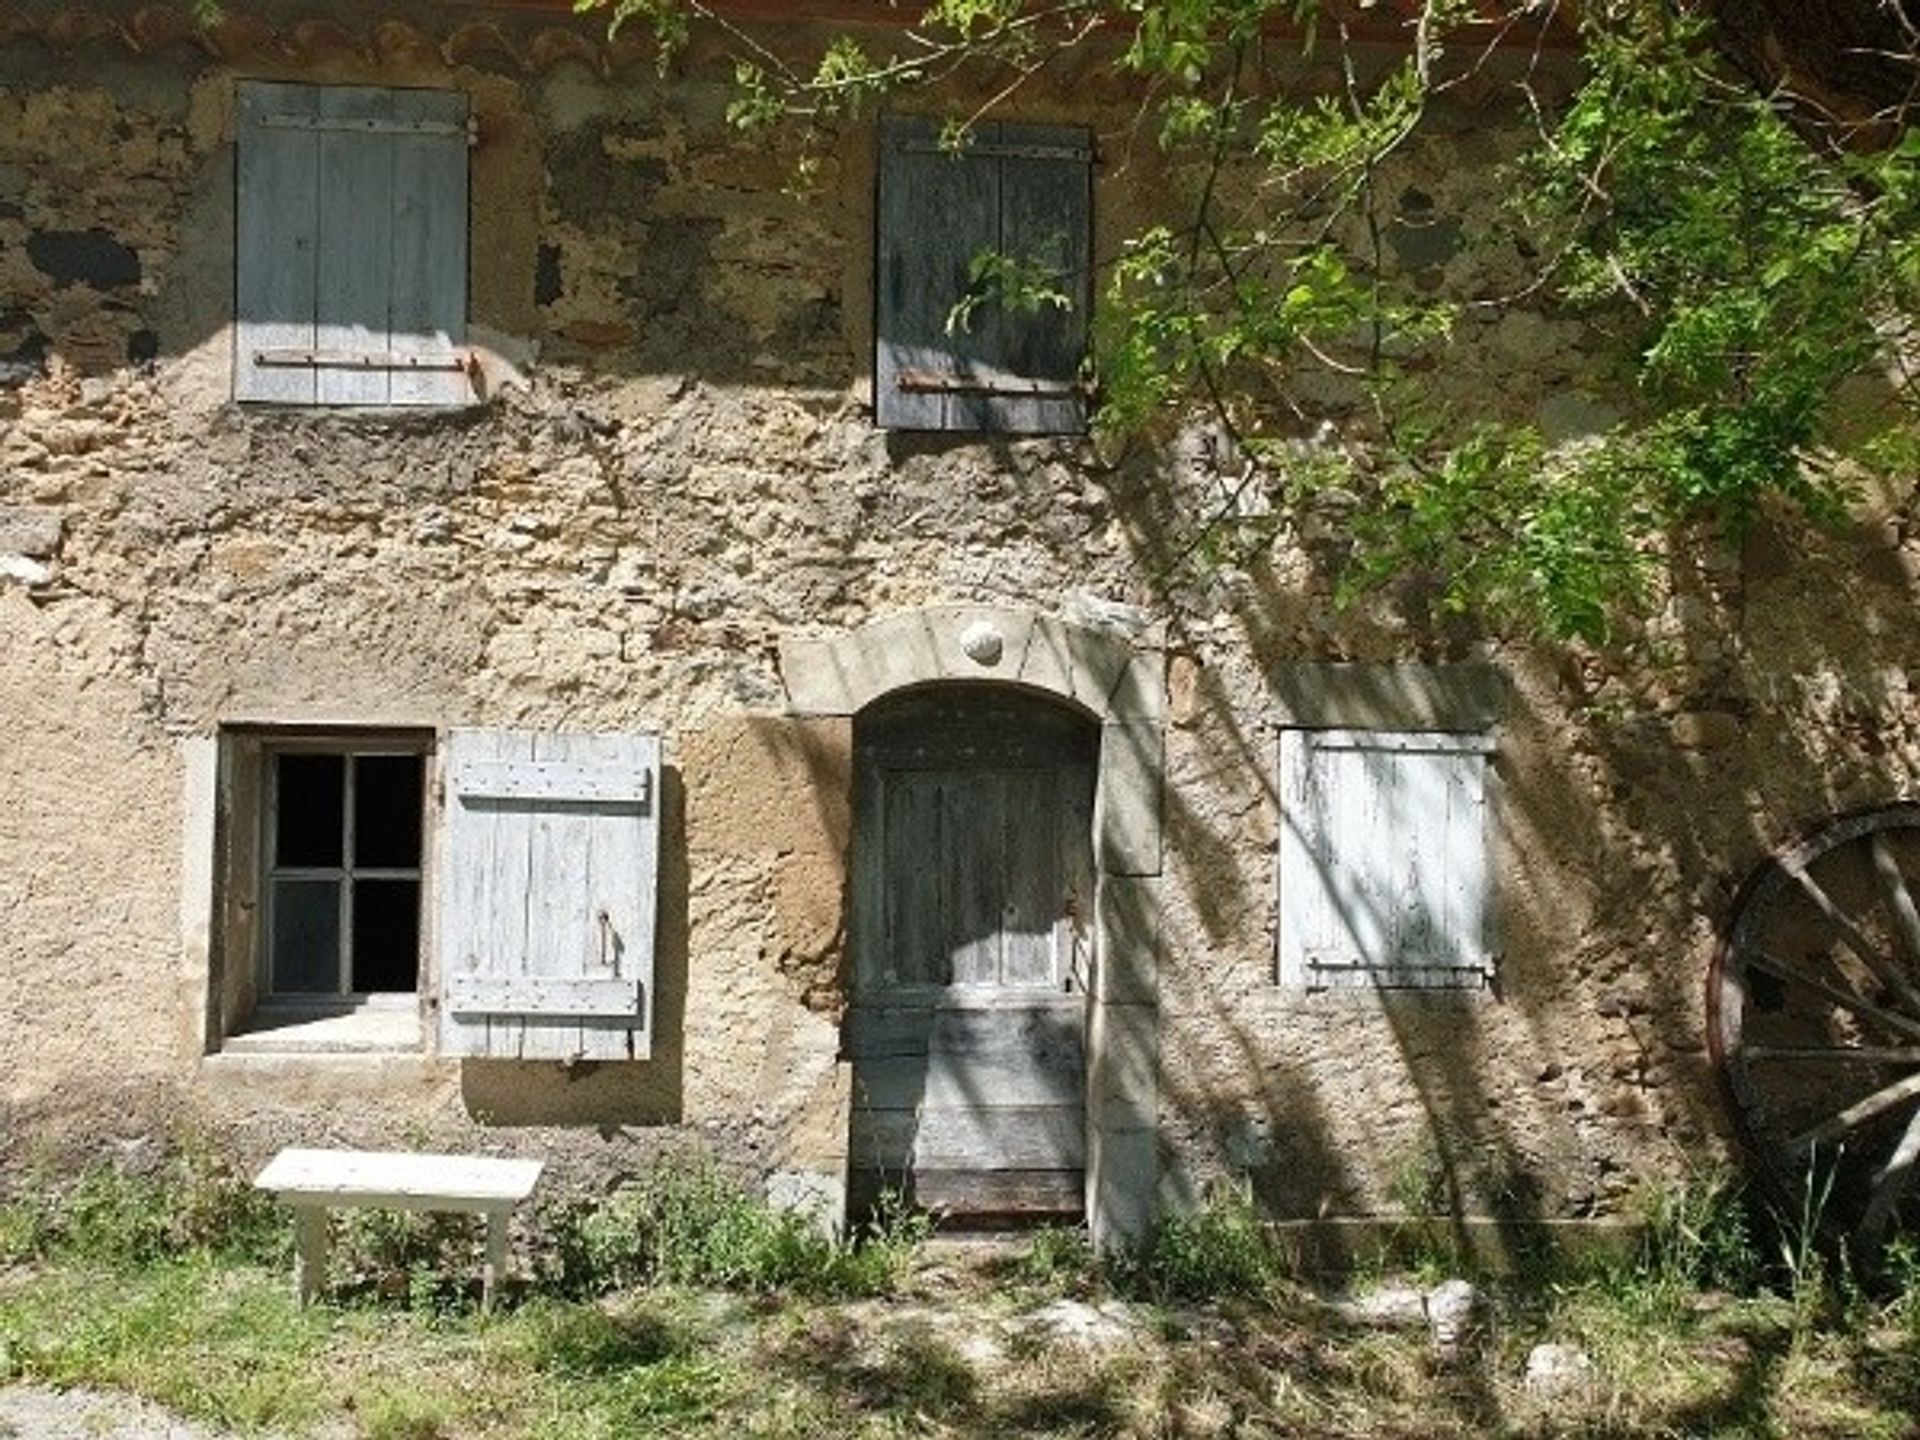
0 1156 1917 1436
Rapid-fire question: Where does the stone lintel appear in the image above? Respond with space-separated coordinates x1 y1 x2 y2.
1106 649 1167 723
1271 661 1508 731
780 605 1157 722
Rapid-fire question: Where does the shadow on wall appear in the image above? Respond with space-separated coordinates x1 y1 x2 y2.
1097 424 1920 1254
459 767 690 1127
10 11 1920 1242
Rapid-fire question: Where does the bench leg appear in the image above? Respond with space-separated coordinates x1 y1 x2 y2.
293 1206 329 1306
483 1209 509 1312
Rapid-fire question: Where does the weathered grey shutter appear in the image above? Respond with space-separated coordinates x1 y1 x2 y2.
438 730 659 1060
235 82 469 406
1278 729 1494 990
236 82 320 404
875 116 1090 434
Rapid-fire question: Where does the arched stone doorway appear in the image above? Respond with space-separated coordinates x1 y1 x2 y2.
847 685 1098 1221
779 606 1165 1243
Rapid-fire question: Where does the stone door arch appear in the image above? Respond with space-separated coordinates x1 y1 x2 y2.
779 606 1164 1243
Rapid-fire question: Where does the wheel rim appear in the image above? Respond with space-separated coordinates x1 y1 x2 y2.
1709 803 1920 1249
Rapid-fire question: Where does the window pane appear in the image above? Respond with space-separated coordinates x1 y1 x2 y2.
352 879 420 992
275 754 344 867
354 754 424 868
270 878 341 993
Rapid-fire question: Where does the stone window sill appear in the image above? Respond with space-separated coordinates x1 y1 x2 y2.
222 1000 422 1055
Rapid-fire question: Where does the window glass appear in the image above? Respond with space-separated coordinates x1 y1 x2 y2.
355 753 424 868
352 878 421 992
275 754 343 867
270 878 341 993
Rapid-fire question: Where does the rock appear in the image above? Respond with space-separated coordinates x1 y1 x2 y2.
1670 710 1742 750
1022 1298 1140 1350
1065 589 1150 635
0 504 63 557
1332 1283 1428 1328
1425 1278 1482 1361
1524 1341 1598 1400
0 553 52 585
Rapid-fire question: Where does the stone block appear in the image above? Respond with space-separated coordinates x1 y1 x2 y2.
1089 1001 1158 1131
1106 649 1167 722
1097 721 1164 877
0 554 52 585
681 715 850 856
777 635 851 715
1095 875 1161 1004
766 1168 846 1237
1089 1126 1158 1247
1020 614 1132 717
1271 662 1508 731
778 1056 853 1163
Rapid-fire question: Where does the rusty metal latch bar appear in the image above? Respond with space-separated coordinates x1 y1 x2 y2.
262 114 477 144
254 348 472 373
895 140 1092 163
896 369 1086 398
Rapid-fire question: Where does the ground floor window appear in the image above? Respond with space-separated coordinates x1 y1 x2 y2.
263 744 427 997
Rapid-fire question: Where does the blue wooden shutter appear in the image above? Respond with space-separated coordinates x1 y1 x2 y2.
439 730 660 1060
236 82 320 403
875 116 1090 433
235 82 469 406
1278 729 1494 990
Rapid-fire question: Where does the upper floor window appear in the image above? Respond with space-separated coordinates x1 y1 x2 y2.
234 81 471 406
874 115 1091 435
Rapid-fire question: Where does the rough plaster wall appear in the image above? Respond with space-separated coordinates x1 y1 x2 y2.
3 17 1919 1224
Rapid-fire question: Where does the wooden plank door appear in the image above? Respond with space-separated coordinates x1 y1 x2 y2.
847 689 1097 1221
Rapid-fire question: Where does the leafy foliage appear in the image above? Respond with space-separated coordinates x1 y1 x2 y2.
578 0 1918 643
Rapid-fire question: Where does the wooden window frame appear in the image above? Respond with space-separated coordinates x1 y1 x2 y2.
1276 726 1496 994
874 115 1093 434
258 737 431 1006
233 80 472 408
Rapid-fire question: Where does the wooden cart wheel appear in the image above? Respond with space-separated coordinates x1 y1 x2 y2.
1709 803 1920 1250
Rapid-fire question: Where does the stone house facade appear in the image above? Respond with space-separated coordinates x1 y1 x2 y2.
4 0 1920 1250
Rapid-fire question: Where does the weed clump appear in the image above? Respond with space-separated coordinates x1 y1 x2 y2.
1113 1183 1283 1302
0 1149 285 1268
540 1153 927 1300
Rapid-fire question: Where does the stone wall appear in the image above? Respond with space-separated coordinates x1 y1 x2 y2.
4 0 1920 1240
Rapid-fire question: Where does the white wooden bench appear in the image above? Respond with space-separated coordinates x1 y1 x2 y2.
253 1148 544 1310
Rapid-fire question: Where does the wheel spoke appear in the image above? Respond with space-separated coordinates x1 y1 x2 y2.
1788 863 1920 1018
1790 1069 1920 1151
1867 835 1920 1013
1742 947 1920 1045
1857 1103 1920 1245
1746 1045 1920 1064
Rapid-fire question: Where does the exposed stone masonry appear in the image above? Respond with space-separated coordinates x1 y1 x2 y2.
5 2 1920 1239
